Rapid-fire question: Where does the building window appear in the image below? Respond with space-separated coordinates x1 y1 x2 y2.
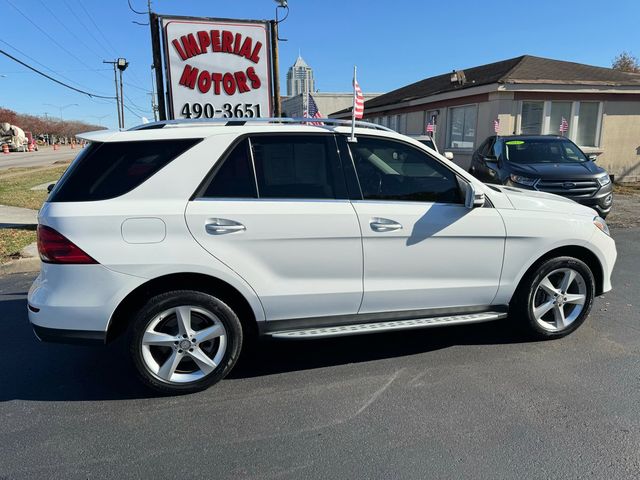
447 105 477 149
521 101 544 134
398 114 407 134
389 115 398 131
549 101 572 135
519 100 602 147
577 102 599 147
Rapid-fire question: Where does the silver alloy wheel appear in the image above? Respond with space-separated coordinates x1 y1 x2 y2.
531 268 587 332
141 305 227 384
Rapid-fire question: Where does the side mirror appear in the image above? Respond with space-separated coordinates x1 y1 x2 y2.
47 183 55 193
464 182 486 209
588 154 598 162
443 151 454 160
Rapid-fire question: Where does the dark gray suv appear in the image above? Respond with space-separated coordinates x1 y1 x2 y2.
469 135 613 218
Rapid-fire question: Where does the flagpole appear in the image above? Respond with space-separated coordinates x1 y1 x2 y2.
350 65 357 142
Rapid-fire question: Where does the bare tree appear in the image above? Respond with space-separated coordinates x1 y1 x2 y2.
612 51 640 73
0 106 106 140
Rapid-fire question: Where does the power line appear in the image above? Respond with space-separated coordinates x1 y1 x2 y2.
5 0 113 83
123 80 152 93
36 0 104 60
76 1 119 57
0 38 114 97
124 103 149 120
75 1 150 91
127 0 147 15
0 48 116 99
61 0 116 58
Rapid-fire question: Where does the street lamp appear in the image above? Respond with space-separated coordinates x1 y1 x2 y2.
88 114 110 125
44 103 79 121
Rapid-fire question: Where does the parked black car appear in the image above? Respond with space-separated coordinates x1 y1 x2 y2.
469 135 613 217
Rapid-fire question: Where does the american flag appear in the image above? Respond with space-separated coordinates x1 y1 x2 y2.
494 118 500 133
353 78 364 119
426 122 434 133
560 117 569 133
305 93 323 126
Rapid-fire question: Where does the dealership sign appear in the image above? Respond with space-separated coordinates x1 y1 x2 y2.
161 16 272 119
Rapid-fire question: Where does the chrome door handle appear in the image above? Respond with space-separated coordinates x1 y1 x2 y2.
370 217 402 232
205 219 246 235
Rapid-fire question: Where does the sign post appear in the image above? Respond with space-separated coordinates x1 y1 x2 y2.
150 12 167 121
160 15 273 120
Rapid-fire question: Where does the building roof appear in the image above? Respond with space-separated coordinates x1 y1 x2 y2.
291 54 309 69
332 55 640 115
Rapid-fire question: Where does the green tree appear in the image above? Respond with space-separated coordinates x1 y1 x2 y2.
612 51 640 73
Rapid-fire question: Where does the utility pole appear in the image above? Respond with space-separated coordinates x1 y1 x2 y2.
150 12 166 120
270 20 281 117
103 58 129 129
104 60 122 128
149 64 158 121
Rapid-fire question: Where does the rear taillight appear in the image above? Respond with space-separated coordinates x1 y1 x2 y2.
37 225 97 264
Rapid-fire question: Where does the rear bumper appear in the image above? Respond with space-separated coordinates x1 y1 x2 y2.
31 324 106 345
28 262 144 345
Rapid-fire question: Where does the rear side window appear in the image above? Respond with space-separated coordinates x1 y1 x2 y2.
50 139 200 202
202 139 257 198
250 135 346 199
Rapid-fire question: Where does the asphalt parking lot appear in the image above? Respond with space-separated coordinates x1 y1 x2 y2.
0 148 76 171
0 227 639 479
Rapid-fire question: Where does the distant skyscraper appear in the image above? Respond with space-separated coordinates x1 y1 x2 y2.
286 54 315 97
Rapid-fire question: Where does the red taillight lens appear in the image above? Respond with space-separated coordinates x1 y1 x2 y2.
37 225 97 264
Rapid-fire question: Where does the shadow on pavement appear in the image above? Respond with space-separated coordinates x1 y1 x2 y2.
1 294 535 402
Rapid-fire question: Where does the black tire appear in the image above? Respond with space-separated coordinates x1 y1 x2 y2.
129 290 243 395
511 256 595 339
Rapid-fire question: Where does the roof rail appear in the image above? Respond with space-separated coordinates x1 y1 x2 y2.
128 117 395 132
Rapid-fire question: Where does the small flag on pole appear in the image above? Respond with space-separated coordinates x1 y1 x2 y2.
494 118 500 134
560 117 569 134
426 122 435 134
350 66 364 142
353 80 364 120
305 93 323 126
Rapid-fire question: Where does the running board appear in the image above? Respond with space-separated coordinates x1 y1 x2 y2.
268 311 507 339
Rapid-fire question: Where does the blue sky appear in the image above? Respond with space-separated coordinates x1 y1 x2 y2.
0 0 638 129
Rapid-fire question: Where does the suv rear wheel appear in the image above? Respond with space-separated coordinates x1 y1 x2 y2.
512 256 595 339
129 290 243 394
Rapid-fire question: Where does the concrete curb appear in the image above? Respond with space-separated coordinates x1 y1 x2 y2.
0 256 40 275
0 241 40 275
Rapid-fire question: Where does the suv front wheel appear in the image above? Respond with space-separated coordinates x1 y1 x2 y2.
129 290 243 394
512 256 596 339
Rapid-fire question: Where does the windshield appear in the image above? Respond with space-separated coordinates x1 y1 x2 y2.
502 138 588 164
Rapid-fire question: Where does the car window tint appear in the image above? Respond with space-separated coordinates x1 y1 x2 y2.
251 135 345 199
504 139 588 164
478 138 491 157
419 138 435 150
349 137 462 203
50 139 201 202
202 139 257 198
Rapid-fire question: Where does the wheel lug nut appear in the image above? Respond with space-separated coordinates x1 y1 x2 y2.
178 349 183 353
191 339 196 343
183 334 188 338
189 348 193 352
174 341 179 345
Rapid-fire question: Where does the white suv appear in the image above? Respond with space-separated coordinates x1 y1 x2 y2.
28 119 617 394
